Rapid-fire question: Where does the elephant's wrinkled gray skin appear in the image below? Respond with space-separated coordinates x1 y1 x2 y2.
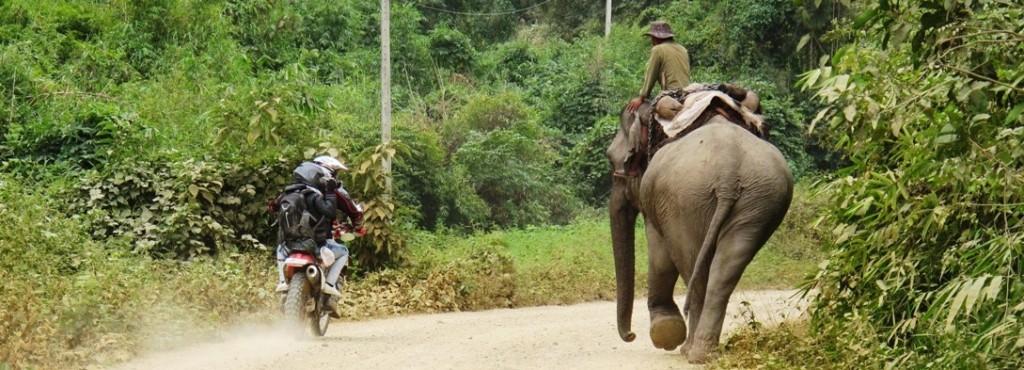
607 104 793 364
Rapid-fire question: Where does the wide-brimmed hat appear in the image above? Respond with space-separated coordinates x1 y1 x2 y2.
645 21 674 39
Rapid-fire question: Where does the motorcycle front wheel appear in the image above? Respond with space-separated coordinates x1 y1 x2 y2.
282 273 311 335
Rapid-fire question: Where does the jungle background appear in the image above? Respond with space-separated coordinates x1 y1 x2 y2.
0 0 1020 369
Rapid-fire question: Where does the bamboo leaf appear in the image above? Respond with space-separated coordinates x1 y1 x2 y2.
797 34 811 52
944 281 970 332
809 108 830 133
804 69 822 89
835 75 850 92
843 104 857 122
962 277 987 320
984 276 1002 301
1006 103 1024 124
853 8 878 29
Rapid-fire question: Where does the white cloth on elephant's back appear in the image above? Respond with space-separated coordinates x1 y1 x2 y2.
654 89 765 138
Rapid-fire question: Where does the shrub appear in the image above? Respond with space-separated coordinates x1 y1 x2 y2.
428 26 476 74
564 114 618 206
800 1 1024 368
68 157 289 258
342 142 413 271
475 40 538 86
449 92 581 228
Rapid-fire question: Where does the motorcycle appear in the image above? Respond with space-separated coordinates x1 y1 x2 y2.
279 220 358 336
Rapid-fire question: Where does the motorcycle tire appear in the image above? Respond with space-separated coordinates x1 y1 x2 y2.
309 296 331 336
282 273 311 335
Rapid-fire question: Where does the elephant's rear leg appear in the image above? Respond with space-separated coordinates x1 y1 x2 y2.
646 227 686 351
686 232 762 364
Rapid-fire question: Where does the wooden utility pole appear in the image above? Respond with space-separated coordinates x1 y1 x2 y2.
380 0 392 191
605 0 611 37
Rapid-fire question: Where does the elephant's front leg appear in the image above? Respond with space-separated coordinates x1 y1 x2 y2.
646 226 687 351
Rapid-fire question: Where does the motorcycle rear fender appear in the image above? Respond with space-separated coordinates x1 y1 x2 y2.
283 253 326 294
284 253 315 267
283 252 315 282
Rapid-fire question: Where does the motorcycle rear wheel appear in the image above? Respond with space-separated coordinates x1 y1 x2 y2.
282 273 311 335
309 296 330 336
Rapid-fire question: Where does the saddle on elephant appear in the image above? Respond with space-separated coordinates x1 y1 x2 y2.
622 83 768 177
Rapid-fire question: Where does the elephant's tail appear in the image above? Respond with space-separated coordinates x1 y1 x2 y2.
686 194 736 311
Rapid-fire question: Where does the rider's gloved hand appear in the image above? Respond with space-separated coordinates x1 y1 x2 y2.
324 177 339 192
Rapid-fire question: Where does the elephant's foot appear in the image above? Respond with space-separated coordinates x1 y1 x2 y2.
685 339 719 364
649 316 687 351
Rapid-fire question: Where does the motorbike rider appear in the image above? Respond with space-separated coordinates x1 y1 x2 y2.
270 155 364 317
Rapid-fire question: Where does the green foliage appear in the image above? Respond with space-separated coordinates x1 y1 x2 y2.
224 0 368 73
382 3 435 91
564 114 617 205
427 26 476 73
68 158 288 258
475 40 539 85
546 73 606 136
657 1 787 82
415 0 517 45
1 100 133 172
344 142 412 270
449 92 581 228
800 1 1024 368
722 0 800 68
206 63 332 159
399 191 824 308
0 0 836 243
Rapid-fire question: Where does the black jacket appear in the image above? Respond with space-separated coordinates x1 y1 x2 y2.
302 186 338 243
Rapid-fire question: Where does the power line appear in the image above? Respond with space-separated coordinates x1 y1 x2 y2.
418 0 553 16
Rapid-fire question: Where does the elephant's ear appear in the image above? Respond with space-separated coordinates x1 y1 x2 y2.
628 116 644 153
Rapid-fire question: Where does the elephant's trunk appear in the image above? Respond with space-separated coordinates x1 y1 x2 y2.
610 180 639 342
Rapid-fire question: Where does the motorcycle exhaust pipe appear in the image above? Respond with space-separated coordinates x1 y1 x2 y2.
306 266 319 280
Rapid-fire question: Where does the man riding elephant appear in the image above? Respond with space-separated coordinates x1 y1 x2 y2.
626 20 691 114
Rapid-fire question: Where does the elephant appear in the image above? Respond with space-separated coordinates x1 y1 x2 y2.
606 99 793 363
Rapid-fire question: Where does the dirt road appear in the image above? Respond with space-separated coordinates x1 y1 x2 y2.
110 290 803 370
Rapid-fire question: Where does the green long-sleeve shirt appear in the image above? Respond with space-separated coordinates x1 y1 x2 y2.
638 41 691 99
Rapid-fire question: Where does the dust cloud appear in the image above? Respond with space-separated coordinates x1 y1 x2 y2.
108 290 804 370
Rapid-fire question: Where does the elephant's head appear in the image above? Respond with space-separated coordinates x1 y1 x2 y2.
605 103 649 343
